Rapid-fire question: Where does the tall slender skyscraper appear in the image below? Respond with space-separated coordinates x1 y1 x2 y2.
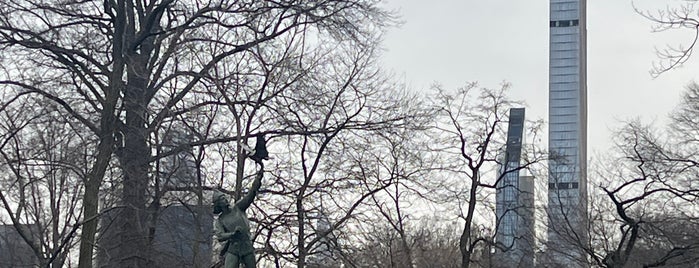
495 108 535 268
547 0 588 266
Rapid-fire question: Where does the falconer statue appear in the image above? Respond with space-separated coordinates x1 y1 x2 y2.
213 134 269 268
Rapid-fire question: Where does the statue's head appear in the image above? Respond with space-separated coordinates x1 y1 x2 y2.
212 191 229 214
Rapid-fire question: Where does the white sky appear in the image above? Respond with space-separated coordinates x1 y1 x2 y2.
379 0 699 155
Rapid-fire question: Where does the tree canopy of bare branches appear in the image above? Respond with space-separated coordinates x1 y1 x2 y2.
636 1 699 77
555 83 699 268
0 0 407 267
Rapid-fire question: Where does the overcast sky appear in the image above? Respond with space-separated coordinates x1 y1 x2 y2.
379 0 698 156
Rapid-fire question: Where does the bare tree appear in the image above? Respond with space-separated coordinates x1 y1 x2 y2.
334 110 434 268
636 1 699 77
0 98 93 267
241 40 422 267
347 220 463 268
365 132 430 268
0 0 396 266
545 83 699 268
429 82 546 268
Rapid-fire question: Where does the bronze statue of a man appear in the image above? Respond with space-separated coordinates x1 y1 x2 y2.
213 168 263 268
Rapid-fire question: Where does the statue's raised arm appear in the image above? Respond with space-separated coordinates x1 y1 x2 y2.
235 165 263 211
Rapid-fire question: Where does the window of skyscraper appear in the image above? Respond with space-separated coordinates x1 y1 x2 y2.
550 20 579 28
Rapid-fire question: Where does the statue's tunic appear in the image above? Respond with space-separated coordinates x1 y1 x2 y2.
215 204 254 256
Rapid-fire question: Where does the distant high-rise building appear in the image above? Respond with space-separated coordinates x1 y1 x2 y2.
308 206 341 268
160 128 198 187
547 0 588 266
495 108 535 268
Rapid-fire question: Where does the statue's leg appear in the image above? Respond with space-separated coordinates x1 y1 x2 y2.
224 253 240 268
241 253 256 268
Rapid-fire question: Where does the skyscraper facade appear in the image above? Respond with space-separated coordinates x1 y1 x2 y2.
495 108 535 268
547 0 588 266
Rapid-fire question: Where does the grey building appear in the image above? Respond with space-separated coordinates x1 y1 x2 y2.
97 205 213 268
495 108 535 268
0 224 39 267
547 0 588 266
98 128 213 267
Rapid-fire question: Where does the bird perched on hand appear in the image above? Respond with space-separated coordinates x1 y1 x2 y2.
243 134 269 164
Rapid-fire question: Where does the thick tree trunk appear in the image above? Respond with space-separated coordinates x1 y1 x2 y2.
77 178 101 268
118 126 150 267
77 90 118 268
118 133 150 267
297 191 307 268
460 174 479 268
117 61 152 267
77 0 126 265
77 136 116 268
297 173 308 268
